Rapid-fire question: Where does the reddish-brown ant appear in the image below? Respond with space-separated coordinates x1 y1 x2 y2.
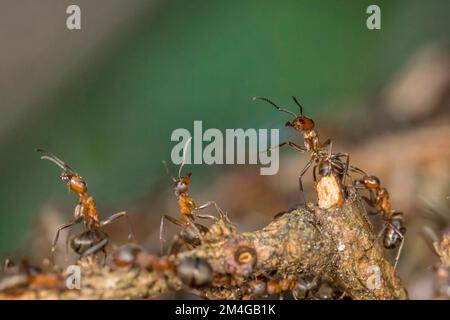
253 96 349 208
37 149 135 259
350 166 406 269
113 244 176 273
160 138 225 253
112 245 212 288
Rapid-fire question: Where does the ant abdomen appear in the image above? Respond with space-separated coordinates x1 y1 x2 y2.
70 229 109 257
176 256 213 288
383 216 406 249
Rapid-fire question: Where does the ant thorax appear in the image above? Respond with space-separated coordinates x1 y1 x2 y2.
377 188 392 215
178 194 196 220
303 130 320 151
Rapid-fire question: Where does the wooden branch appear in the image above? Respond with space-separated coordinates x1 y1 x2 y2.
0 189 408 300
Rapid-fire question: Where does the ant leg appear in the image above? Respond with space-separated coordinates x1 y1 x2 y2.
361 196 377 209
320 138 331 149
65 228 75 261
195 201 225 221
80 238 109 258
168 234 188 255
196 201 235 225
393 231 405 270
52 220 80 252
377 224 387 240
298 157 314 207
102 249 108 267
262 141 306 154
159 215 184 254
336 153 350 185
349 165 366 176
100 211 136 242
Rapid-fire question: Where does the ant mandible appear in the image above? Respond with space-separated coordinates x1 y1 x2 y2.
253 96 349 206
37 149 135 259
160 138 225 253
350 166 406 269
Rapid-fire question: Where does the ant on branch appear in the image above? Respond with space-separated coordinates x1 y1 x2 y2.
112 245 212 289
160 138 226 254
350 166 406 269
245 273 343 300
0 260 62 294
253 96 349 207
37 149 135 260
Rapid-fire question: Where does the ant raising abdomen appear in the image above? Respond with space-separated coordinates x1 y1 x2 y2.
350 166 406 269
37 149 135 260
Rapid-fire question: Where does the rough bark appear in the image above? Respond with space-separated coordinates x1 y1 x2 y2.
0 188 408 300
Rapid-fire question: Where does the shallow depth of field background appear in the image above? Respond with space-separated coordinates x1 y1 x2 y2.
0 0 449 299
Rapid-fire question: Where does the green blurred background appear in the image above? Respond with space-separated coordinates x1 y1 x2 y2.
0 0 448 256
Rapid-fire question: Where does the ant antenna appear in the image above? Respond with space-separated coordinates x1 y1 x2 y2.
37 149 76 174
162 160 176 182
253 96 297 118
178 137 192 180
349 166 367 176
328 141 333 158
291 96 304 115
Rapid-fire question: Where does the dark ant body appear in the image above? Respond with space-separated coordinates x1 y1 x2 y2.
253 96 349 208
112 244 175 272
37 149 135 259
160 138 224 253
176 256 213 288
247 274 299 298
351 166 406 269
70 229 109 259
112 245 212 289
0 261 62 293
314 147 348 209
245 273 343 300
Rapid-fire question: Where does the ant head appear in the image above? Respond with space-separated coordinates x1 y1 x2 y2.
174 172 191 196
286 115 315 132
61 172 87 194
37 149 86 194
360 175 380 189
254 95 314 132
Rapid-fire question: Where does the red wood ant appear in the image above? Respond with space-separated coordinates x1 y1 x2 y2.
246 273 343 300
160 138 224 253
253 96 349 208
350 166 406 269
112 244 176 273
112 245 212 288
37 149 135 259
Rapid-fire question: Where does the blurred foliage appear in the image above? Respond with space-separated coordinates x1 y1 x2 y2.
0 0 449 253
